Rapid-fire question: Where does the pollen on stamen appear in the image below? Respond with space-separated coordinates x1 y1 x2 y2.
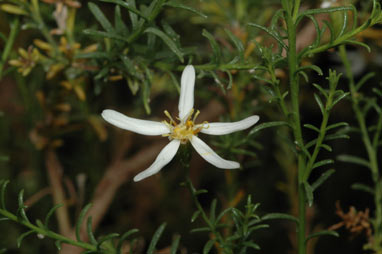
161 109 209 143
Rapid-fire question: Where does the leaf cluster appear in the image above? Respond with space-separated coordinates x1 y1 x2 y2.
187 180 266 254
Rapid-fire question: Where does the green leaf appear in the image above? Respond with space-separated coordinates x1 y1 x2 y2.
114 6 129 35
17 230 34 248
303 182 314 207
146 0 167 21
202 29 221 64
55 240 62 251
306 230 339 243
147 223 167 254
297 65 323 76
216 207 233 223
165 1 207 18
117 229 139 253
330 92 349 109
190 227 210 233
311 169 336 190
325 133 349 141
247 23 288 49
248 224 269 233
338 10 348 37
195 189 208 195
298 71 309 82
128 0 140 29
312 160 334 170
304 124 320 133
295 140 311 159
44 204 63 229
209 199 217 224
337 154 370 168
170 234 181 254
86 216 98 245
76 203 92 242
312 83 328 99
97 233 120 248
299 6 353 17
144 27 184 62
261 213 299 224
35 219 44 229
75 52 108 59
142 74 151 114
243 241 261 250
17 190 29 223
326 122 348 131
249 121 289 136
323 20 335 44
88 2 114 33
225 70 233 89
191 210 201 223
224 28 244 61
203 239 215 254
304 15 321 48
99 0 144 18
0 32 6 42
344 40 371 52
355 72 375 91
320 144 333 152
351 183 374 195
252 74 273 85
0 180 9 210
314 93 325 115
83 29 128 42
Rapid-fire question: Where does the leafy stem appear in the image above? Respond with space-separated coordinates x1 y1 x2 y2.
339 44 382 249
185 178 227 253
29 0 59 56
285 2 306 254
0 18 19 79
304 71 341 180
0 208 97 251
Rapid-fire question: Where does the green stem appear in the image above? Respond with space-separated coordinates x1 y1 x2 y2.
269 64 290 117
185 178 228 253
339 44 382 248
0 208 96 251
285 2 306 254
304 88 335 180
0 18 20 79
30 1 59 56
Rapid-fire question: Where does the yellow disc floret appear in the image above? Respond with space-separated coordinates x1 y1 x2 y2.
162 109 208 144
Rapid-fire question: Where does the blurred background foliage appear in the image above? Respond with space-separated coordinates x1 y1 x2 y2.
0 0 381 253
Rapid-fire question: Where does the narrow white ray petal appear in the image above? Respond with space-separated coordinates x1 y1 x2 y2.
190 136 240 169
178 65 195 122
102 109 170 136
134 140 181 182
200 115 260 135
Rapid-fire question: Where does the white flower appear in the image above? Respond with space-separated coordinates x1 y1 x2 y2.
102 65 260 182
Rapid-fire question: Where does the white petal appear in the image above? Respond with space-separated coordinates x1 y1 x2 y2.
178 65 195 122
134 140 181 182
190 136 240 169
102 109 170 136
200 115 260 135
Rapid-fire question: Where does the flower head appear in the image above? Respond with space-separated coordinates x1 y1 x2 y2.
9 46 40 76
102 65 259 182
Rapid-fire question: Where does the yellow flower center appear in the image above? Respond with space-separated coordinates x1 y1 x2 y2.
162 109 208 144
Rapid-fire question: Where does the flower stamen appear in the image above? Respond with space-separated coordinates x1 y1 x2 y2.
162 109 208 144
